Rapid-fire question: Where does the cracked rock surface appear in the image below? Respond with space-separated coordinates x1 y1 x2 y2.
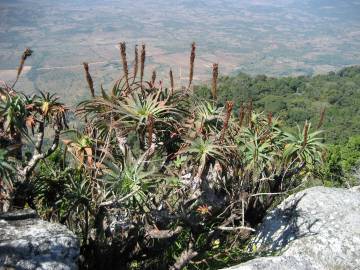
0 209 79 270
223 186 360 270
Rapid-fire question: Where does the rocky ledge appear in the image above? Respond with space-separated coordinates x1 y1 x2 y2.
224 186 360 270
0 209 79 270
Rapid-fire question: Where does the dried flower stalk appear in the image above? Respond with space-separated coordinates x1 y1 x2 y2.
303 121 309 147
267 112 273 126
12 48 33 88
83 62 95 98
140 44 146 89
188 42 196 89
247 99 253 127
119 42 130 91
133 45 139 82
151 70 156 86
169 68 174 94
147 114 154 149
220 101 234 142
239 103 245 127
211 63 219 100
317 108 325 129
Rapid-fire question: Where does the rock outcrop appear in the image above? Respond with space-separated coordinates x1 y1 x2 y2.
0 209 79 270
223 186 360 270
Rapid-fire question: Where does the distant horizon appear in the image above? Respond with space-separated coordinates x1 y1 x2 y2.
1 0 360 103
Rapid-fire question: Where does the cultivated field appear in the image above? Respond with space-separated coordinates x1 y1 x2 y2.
1 0 360 104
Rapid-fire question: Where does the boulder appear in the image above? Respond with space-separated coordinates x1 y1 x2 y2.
0 209 79 270
223 186 360 270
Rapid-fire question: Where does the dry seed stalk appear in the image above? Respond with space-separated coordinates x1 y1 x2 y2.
12 48 33 88
303 121 309 147
261 112 273 142
267 112 273 126
239 103 245 127
151 70 156 86
140 44 146 89
220 101 234 142
247 99 253 127
119 42 130 91
211 63 219 100
317 108 325 129
197 118 205 135
133 45 139 82
188 42 196 89
83 62 95 98
147 114 154 149
169 68 174 94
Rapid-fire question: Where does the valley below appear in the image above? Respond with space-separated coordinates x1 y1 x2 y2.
1 0 360 104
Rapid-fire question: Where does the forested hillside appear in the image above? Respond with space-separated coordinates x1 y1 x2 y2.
196 66 360 143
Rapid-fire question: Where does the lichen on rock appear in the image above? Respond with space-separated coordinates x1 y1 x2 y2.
223 186 360 270
0 209 79 270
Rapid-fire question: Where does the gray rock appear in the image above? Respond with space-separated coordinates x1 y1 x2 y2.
223 186 360 270
0 209 79 270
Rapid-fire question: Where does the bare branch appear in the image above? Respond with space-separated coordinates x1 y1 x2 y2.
114 128 134 162
170 242 198 270
217 226 256 232
99 186 140 207
250 192 285 197
19 125 61 180
146 226 183 239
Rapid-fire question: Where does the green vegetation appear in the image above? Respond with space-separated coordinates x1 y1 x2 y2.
0 45 330 269
323 135 360 187
196 66 360 143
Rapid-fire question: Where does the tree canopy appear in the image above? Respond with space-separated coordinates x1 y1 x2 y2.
196 66 360 144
